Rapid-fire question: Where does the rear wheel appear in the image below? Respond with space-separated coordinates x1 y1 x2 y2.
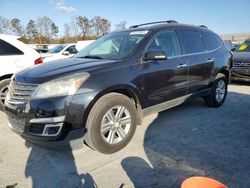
85 93 137 154
0 78 11 111
204 74 228 107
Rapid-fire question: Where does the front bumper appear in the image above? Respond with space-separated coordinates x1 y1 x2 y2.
4 92 97 149
231 67 250 82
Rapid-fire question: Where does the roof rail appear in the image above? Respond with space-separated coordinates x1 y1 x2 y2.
199 25 208 29
129 20 178 29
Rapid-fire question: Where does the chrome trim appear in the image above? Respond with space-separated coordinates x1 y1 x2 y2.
177 64 188 68
42 123 63 136
29 116 65 124
6 81 38 105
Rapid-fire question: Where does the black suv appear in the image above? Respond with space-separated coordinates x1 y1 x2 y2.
4 21 232 154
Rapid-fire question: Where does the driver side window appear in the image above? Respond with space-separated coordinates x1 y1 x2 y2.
148 31 181 57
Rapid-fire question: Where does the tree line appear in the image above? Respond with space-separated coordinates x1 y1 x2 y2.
0 16 127 44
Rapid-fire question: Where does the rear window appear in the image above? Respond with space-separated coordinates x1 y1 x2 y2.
178 30 205 54
202 32 222 51
0 39 24 55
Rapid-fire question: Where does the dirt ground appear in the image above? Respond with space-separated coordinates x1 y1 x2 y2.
0 82 249 188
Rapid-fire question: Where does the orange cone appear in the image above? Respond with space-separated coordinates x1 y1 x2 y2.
181 176 227 188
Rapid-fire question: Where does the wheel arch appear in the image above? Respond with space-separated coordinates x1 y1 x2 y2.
82 84 143 128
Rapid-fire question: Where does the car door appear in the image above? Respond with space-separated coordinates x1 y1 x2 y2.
140 30 188 108
177 30 213 94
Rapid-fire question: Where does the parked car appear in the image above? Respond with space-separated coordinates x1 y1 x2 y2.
232 40 250 82
42 44 78 62
0 34 42 111
75 40 95 51
5 21 232 154
35 44 49 54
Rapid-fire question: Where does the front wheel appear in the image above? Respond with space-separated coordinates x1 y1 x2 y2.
204 74 228 107
0 78 11 111
85 93 137 154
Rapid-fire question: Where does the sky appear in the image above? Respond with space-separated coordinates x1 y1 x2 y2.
0 0 250 36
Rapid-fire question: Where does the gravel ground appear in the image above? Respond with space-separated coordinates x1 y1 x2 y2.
0 82 249 188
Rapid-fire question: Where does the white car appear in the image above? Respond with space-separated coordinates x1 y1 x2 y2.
42 44 78 62
0 34 42 111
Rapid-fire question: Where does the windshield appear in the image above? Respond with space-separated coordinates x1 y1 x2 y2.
48 45 65 53
236 41 250 52
75 31 149 60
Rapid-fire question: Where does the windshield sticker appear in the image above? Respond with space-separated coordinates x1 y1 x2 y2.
238 44 247 51
129 31 149 35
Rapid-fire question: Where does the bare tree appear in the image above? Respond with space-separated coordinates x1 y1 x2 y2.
0 16 12 34
92 17 111 37
76 16 91 37
36 16 53 38
115 21 127 31
101 18 111 35
10 18 23 36
71 17 79 36
64 23 71 37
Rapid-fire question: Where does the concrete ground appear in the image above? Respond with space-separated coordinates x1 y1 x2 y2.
0 83 249 188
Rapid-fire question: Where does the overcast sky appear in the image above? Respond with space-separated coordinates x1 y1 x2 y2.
0 0 249 36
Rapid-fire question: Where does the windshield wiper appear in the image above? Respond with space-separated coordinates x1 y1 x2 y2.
80 55 103 59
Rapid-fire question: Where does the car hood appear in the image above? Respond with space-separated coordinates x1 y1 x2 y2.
233 52 250 62
15 57 118 84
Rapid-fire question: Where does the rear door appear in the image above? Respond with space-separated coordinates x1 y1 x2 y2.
177 30 213 94
140 30 188 108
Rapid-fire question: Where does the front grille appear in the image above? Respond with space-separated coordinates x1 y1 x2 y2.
233 61 250 67
7 81 38 106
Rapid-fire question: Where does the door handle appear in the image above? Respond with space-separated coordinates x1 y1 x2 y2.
177 64 188 68
206 59 214 63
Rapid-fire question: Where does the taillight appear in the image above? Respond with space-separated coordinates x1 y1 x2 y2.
35 57 43 65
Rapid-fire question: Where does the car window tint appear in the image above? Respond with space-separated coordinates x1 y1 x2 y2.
202 32 222 51
178 30 205 54
0 39 24 55
148 31 181 57
65 45 78 54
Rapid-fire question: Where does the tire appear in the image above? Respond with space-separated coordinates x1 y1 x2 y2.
204 74 228 107
85 93 137 154
0 78 11 111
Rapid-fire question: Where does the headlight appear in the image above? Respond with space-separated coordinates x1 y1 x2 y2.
32 72 90 99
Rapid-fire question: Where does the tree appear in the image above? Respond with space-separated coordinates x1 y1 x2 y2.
115 21 127 31
71 17 79 36
36 16 53 38
10 18 23 36
26 20 38 42
92 16 110 37
100 18 110 35
76 16 91 37
0 16 12 34
51 22 59 38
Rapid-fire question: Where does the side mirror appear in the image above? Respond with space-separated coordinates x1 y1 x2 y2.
231 47 236 51
62 51 70 56
143 50 167 61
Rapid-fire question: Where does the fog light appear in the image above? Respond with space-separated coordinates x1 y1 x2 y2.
42 123 63 136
